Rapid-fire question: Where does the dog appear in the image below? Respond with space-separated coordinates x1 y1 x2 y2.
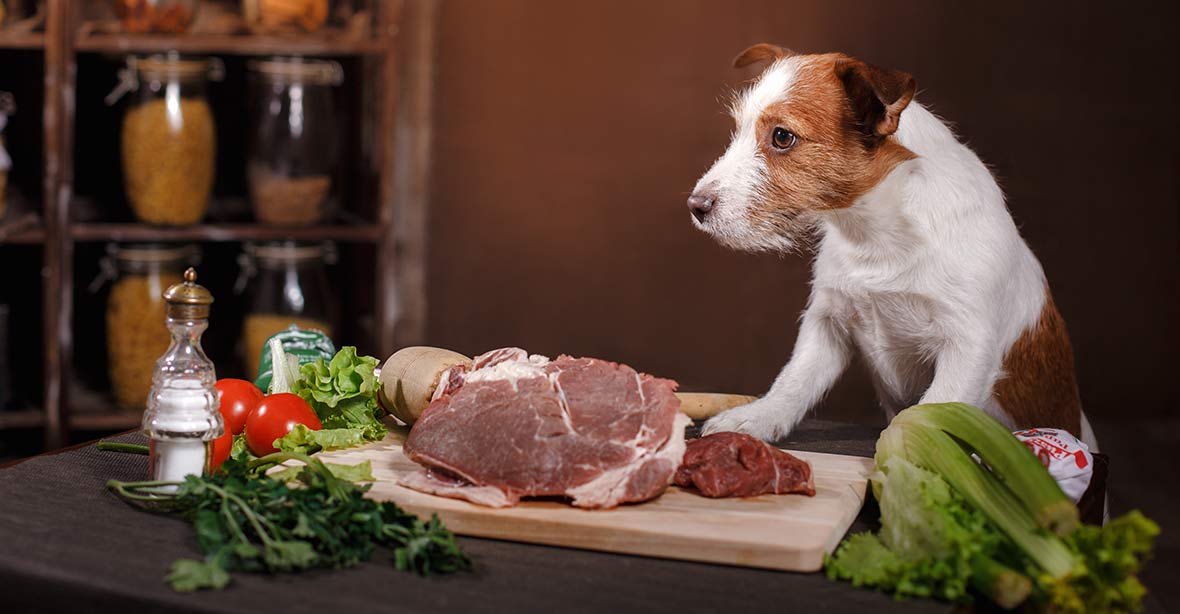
691 44 1094 450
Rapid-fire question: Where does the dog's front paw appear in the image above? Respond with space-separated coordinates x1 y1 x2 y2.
701 400 792 442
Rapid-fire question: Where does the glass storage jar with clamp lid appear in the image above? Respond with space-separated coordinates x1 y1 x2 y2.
108 53 223 225
237 241 336 376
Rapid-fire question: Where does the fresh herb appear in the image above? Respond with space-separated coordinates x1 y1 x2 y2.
107 451 472 591
292 346 387 441
97 441 151 455
826 403 1158 612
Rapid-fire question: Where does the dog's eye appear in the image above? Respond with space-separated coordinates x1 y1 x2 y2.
772 127 797 150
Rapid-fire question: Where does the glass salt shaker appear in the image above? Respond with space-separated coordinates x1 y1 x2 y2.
142 267 223 487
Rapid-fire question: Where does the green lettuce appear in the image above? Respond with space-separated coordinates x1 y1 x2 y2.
273 424 370 455
292 347 387 441
827 457 1005 604
268 459 376 484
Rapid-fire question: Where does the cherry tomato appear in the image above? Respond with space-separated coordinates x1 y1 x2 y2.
244 393 322 456
215 378 265 435
210 430 233 471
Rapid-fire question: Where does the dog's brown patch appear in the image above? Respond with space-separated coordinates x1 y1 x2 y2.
749 54 916 223
994 289 1083 435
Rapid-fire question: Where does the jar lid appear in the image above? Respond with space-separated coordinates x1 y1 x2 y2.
245 241 334 264
163 267 214 319
110 243 199 266
129 53 225 82
247 57 343 86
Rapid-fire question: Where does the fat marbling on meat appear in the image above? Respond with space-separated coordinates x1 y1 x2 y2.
400 348 689 509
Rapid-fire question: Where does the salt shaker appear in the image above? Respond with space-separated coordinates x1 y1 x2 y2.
142 267 223 487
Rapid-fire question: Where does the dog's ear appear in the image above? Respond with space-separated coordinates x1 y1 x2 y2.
834 58 916 139
733 43 791 69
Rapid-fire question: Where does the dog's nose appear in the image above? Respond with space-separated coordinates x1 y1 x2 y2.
687 189 717 224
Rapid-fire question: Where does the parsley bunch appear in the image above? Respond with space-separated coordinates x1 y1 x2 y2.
108 452 472 591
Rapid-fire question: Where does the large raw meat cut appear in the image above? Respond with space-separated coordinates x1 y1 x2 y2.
674 432 816 498
400 348 690 509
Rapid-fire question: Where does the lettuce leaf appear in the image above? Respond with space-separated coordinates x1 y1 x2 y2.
826 457 997 603
292 347 386 442
1034 510 1159 613
269 459 376 484
273 424 370 455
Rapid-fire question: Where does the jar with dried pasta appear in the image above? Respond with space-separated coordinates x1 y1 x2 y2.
238 241 336 375
101 243 199 409
112 54 223 225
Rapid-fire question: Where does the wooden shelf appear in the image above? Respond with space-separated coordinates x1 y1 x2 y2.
0 32 44 50
74 33 386 56
0 226 46 244
71 222 384 243
0 410 44 429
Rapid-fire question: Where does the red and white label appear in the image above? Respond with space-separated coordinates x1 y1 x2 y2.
1012 427 1093 503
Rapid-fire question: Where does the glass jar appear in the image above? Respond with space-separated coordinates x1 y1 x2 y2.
246 57 343 226
113 0 198 33
0 91 13 220
113 54 222 226
238 241 335 375
101 244 199 409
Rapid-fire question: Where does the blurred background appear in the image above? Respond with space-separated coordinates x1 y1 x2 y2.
0 0 1176 605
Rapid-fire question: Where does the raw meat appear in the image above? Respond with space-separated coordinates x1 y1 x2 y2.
674 432 816 498
401 348 689 509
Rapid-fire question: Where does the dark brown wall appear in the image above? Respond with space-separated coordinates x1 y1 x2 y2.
426 0 1179 423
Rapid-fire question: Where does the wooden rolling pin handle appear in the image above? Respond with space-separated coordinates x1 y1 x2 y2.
675 392 759 421
378 346 756 425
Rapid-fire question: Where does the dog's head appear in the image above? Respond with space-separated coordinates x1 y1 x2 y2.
689 44 917 252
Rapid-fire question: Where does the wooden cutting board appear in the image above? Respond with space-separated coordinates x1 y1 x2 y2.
309 424 875 572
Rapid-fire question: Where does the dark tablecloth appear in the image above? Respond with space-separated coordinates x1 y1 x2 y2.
0 420 946 614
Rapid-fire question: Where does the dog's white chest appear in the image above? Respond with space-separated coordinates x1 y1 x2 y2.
835 288 940 406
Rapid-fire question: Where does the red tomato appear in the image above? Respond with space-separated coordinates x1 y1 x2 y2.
215 379 265 435
210 430 232 471
244 393 322 456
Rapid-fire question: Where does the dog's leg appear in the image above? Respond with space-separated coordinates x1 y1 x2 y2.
703 299 850 441
918 342 1004 419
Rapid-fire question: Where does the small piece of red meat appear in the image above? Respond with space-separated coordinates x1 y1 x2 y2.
674 432 816 498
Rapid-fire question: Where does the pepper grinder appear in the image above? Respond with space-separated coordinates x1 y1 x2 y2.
142 267 223 487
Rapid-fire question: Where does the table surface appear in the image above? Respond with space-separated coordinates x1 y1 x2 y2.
0 421 988 613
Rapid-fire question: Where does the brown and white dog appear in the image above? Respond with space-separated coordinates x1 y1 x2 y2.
691 44 1093 449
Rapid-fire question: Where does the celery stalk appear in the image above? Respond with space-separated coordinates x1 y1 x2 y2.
892 403 1078 534
969 555 1032 610
881 423 1077 578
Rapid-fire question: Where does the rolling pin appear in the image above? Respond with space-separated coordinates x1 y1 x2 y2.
377 346 757 425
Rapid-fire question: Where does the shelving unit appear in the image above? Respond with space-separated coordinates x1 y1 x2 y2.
71 222 384 243
0 32 44 50
0 0 439 448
